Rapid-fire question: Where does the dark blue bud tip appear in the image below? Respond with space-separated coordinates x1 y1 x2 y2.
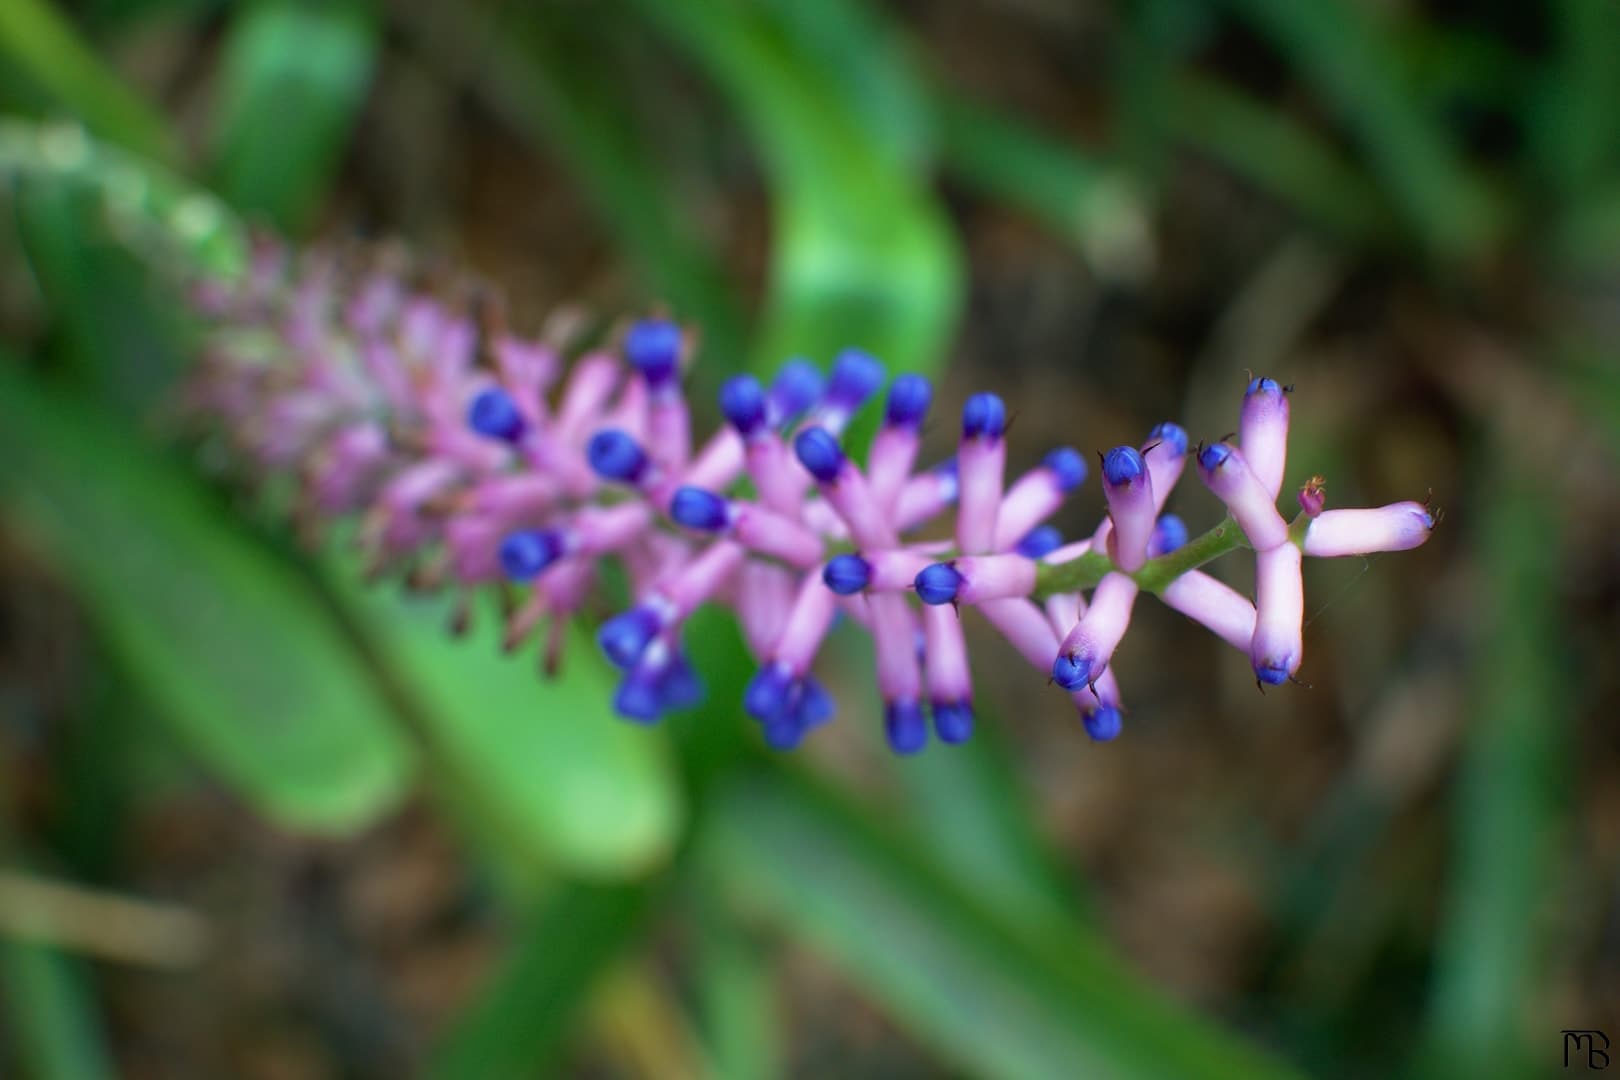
1083 705 1123 742
613 672 664 724
587 429 650 484
1254 660 1291 687
885 700 928 755
624 318 682 384
670 486 730 532
1016 525 1064 560
769 359 823 422
1051 652 1092 691
719 375 767 435
827 349 886 411
793 427 846 484
933 701 974 745
823 553 872 596
500 529 564 581
598 606 661 669
1148 421 1189 456
914 563 964 606
1246 375 1283 397
1150 514 1189 557
468 387 525 442
1197 441 1233 472
797 676 835 730
658 653 704 711
1102 445 1146 486
961 393 1007 439
1043 447 1087 492
744 662 794 721
761 710 806 751
884 373 933 428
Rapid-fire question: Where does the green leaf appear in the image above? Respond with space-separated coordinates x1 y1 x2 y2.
327 576 683 880
0 368 414 832
429 882 654 1078
0 940 115 1080
701 772 1302 1079
209 2 377 231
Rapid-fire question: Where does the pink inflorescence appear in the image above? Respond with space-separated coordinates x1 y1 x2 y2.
187 246 1436 755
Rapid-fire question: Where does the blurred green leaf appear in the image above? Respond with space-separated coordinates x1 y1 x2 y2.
1420 455 1571 1077
0 940 114 1080
0 368 415 832
702 771 1301 1079
209 2 377 231
328 577 683 880
632 0 961 374
1216 0 1500 261
429 882 653 1078
691 887 780 1080
1533 0 1620 206
0 0 174 163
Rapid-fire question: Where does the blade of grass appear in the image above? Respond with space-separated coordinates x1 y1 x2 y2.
0 368 415 833
0 940 115 1080
700 770 1301 1079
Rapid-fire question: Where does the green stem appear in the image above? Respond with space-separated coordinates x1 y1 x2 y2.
1034 516 1249 600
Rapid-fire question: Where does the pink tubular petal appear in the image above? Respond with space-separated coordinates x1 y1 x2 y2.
1159 570 1257 652
772 573 839 672
732 505 825 568
683 428 745 492
867 427 920 513
977 597 1060 673
957 438 1006 554
923 604 972 703
662 539 746 618
1240 381 1290 499
868 594 922 702
648 394 692 472
736 560 795 657
1250 542 1304 684
953 554 1039 604
745 433 809 516
896 466 959 532
1302 503 1434 557
1103 461 1156 573
991 468 1062 551
1196 443 1289 551
1055 571 1139 682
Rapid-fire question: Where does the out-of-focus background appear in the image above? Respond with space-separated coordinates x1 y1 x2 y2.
0 0 1616 1076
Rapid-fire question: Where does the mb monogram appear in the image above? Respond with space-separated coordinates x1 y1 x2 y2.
1565 1030 1611 1070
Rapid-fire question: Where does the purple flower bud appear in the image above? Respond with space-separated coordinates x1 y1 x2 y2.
1148 421 1189 456
1240 376 1290 499
719 375 768 435
1298 476 1326 519
1302 502 1434 557
745 660 795 721
1101 444 1156 572
500 528 567 581
599 605 663 668
1148 513 1189 557
823 554 873 595
1082 705 1123 742
467 386 526 442
885 700 928 755
614 669 664 723
1052 572 1138 690
821 349 885 428
625 318 682 386
884 373 933 428
670 486 732 532
588 428 651 485
1044 447 1087 491
1102 446 1145 486
793 427 845 484
1251 541 1304 685
914 563 964 605
933 702 975 744
1016 525 1064 559
961 393 1007 439
1196 441 1288 551
767 359 823 425
659 650 704 711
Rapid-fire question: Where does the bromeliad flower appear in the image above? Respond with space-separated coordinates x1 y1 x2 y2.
185 242 1436 756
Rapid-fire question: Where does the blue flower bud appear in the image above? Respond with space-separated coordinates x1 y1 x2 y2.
822 554 872 595
467 387 525 442
884 700 928 755
1043 446 1086 492
598 606 661 668
1016 525 1063 559
719 375 767 435
914 563 963 606
1148 421 1189 456
1198 441 1233 471
587 429 650 484
624 318 681 384
1150 513 1189 556
768 359 823 423
613 671 663 723
499 529 564 581
793 427 845 484
797 676 836 730
961 393 1007 439
1102 445 1145 486
1083 705 1123 742
933 701 974 745
884 373 933 428
761 710 805 751
1254 660 1290 686
669 486 730 532
1051 652 1092 690
1246 375 1283 397
658 652 704 711
826 349 885 413
744 662 794 721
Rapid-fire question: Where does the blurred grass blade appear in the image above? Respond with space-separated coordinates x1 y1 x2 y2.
1168 74 1395 244
701 772 1301 1079
1420 455 1571 1076
692 888 780 1079
937 92 1152 282
0 0 174 163
328 577 682 879
1215 0 1499 261
1534 0 1620 204
632 0 961 374
209 2 377 231
0 940 115 1080
429 882 653 1078
0 369 414 832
